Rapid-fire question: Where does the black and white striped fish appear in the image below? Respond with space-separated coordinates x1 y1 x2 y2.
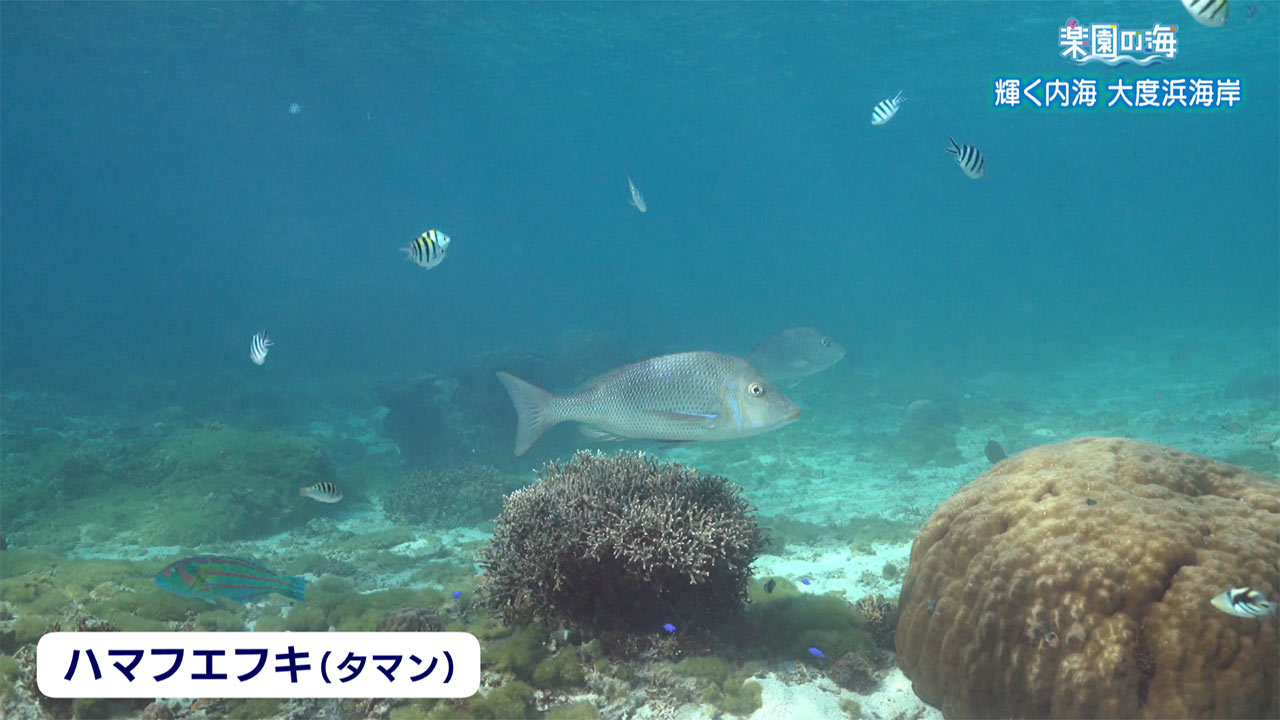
1181 0 1228 27
250 331 273 366
946 137 985 179
871 91 905 126
406 229 451 269
1211 587 1278 618
299 482 343 504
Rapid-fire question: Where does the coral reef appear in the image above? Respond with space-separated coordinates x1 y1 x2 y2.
853 594 897 652
376 376 518 469
377 377 456 467
896 437 1280 719
3 425 337 548
453 349 553 426
889 399 963 467
387 463 524 528
827 651 879 693
377 606 441 633
378 346 598 468
479 451 766 634
744 583 877 664
672 656 764 716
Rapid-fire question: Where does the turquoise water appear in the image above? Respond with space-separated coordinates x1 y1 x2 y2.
1 2 1276 719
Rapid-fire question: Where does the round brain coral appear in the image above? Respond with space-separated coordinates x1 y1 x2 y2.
896 437 1279 719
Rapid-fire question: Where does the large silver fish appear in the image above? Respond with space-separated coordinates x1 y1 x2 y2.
495 351 800 456
747 327 846 386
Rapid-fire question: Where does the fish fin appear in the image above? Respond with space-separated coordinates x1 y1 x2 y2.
286 575 308 602
496 371 560 456
649 410 720 425
581 427 625 442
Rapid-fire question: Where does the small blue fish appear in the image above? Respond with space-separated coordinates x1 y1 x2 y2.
801 577 811 585
452 590 463 599
808 647 825 658
662 623 677 633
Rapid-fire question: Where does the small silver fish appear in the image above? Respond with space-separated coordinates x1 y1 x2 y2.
406 229 451 269
1211 587 1278 618
250 331 273 366
299 482 343 504
871 91 905 126
946 136 985 179
627 176 647 213
747 327 846 386
495 351 800 456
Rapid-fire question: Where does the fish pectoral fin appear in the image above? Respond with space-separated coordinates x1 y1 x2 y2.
649 410 721 425
581 427 626 442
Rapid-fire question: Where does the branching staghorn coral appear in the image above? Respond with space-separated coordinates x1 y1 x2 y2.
479 451 766 634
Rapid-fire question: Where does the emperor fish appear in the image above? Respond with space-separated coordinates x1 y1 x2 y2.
495 351 800 456
946 136 985 179
1181 0 1228 27
627 176 647 213
747 327 846 386
871 91 905 126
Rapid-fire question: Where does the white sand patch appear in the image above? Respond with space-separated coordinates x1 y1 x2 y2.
742 666 940 720
754 542 911 600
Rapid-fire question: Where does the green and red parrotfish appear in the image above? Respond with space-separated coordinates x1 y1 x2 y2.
154 556 307 604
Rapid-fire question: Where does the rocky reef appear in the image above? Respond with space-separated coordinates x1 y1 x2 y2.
896 437 1280 719
386 462 524 529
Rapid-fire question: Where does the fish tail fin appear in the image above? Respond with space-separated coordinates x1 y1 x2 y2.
495 371 560 456
946 136 959 154
1269 601 1279 617
286 575 308 601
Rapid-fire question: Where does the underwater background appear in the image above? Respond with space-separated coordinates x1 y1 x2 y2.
1 2 1277 719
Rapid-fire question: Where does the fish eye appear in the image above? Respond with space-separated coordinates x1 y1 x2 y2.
748 382 764 396
821 339 830 347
